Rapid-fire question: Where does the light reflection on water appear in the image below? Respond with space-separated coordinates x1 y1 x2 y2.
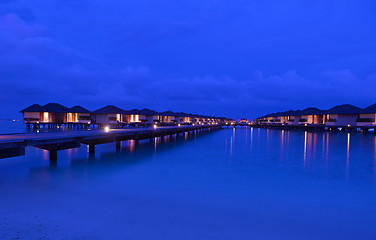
1 127 376 239
221 127 376 180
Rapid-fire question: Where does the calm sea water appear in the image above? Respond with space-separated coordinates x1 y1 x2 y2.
0 120 25 134
1 126 376 239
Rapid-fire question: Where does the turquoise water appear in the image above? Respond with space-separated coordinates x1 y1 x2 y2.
1 127 376 239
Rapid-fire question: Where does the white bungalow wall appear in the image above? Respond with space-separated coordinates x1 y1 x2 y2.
77 113 91 123
95 114 118 123
175 117 185 124
357 113 376 126
23 112 40 123
299 115 313 124
289 116 301 125
325 114 358 126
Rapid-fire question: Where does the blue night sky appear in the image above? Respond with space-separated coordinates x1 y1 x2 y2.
0 0 375 119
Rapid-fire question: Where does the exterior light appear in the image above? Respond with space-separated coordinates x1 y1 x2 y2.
305 124 307 126
153 124 157 129
105 126 110 132
347 124 351 127
178 124 181 127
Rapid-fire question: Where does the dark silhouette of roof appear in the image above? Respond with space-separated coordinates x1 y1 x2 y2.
326 104 362 115
93 105 127 114
173 112 188 117
161 111 176 116
124 108 160 115
279 110 296 116
139 108 160 116
362 104 376 114
70 106 91 113
188 113 200 118
20 103 230 120
255 104 367 120
43 103 71 113
20 104 44 113
124 109 142 115
300 107 324 115
176 112 191 117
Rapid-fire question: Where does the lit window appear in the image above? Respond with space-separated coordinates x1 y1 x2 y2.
43 112 49 122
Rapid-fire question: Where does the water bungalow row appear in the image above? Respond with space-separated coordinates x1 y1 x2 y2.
20 103 233 128
254 103 376 130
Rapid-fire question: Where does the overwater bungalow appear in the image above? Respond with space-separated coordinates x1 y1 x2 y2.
21 103 91 125
92 105 127 124
123 109 142 123
357 104 376 127
136 108 160 123
160 111 176 123
68 106 91 124
181 113 192 123
296 108 325 125
254 103 376 130
173 112 186 124
20 104 45 123
324 104 362 127
189 114 201 124
21 103 229 128
38 103 71 123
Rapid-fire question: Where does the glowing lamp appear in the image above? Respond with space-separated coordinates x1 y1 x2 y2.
105 126 110 132
153 124 157 129
178 124 181 127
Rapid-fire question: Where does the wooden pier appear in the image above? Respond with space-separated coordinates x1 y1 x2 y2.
0 124 223 164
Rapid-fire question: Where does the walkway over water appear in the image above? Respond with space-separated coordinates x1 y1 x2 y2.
0 124 223 164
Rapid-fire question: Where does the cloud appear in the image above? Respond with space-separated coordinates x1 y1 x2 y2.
0 9 376 120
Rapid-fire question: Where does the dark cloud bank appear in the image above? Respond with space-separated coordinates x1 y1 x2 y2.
1 1 376 119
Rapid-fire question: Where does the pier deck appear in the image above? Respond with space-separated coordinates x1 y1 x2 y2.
0 124 223 163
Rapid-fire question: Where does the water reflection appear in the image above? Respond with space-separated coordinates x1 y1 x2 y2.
3 127 376 183
250 127 253 150
42 149 48 161
241 128 376 178
326 133 329 166
230 136 233 159
347 133 350 177
128 140 135 153
304 131 307 168
375 137 376 171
